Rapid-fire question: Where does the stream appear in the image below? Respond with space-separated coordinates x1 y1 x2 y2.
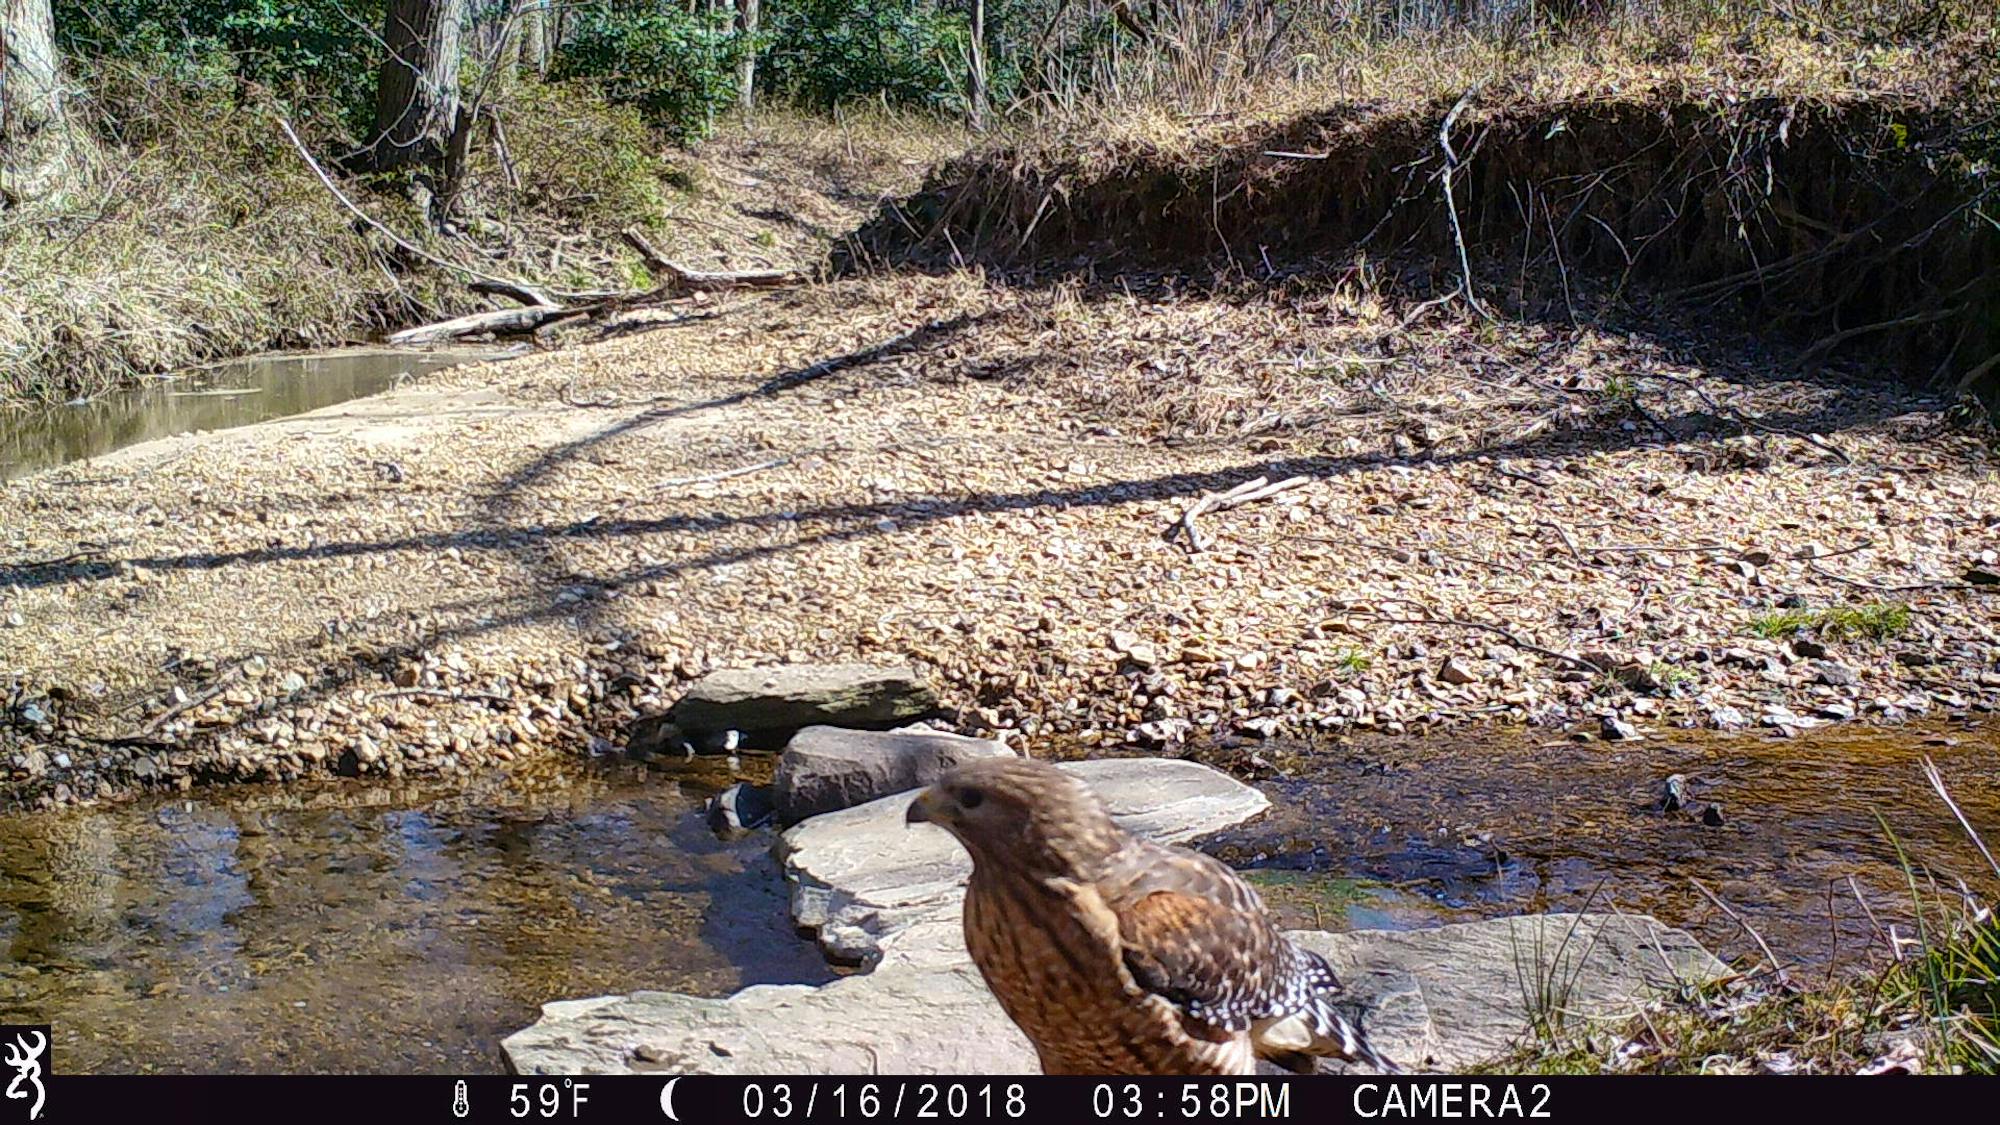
1 723 1995 1073
0 349 512 482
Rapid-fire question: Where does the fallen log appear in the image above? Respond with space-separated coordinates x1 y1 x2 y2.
469 278 558 309
620 228 802 292
387 305 587 346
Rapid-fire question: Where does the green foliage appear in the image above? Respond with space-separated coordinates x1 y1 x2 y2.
1749 602 1912 641
550 2 743 143
55 0 386 130
762 0 976 112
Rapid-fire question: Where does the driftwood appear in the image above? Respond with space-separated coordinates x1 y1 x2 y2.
1165 474 1312 552
387 305 586 346
620 228 802 292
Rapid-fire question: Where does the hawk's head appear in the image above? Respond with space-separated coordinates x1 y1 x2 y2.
906 757 1126 876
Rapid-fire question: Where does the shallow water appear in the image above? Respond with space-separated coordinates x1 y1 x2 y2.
0 760 830 1074
2 724 1995 1074
0 349 511 481
1205 722 2000 973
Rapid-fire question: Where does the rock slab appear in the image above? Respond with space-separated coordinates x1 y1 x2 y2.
503 912 1723 1075
501 759 1727 1075
643 665 939 749
773 726 1015 825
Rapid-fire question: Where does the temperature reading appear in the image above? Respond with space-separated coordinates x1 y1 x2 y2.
510 1079 591 1118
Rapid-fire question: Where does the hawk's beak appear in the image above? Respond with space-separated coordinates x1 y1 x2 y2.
906 787 946 826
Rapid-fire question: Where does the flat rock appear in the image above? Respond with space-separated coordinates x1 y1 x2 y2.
503 756 1727 1076
630 665 941 756
780 758 1271 967
502 913 1723 1076
773 726 1014 825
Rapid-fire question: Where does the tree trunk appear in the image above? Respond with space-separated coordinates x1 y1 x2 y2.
1 0 84 205
735 0 759 120
967 0 989 132
520 0 549 76
368 0 468 174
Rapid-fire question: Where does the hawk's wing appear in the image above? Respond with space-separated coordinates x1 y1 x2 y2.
1099 843 1287 1036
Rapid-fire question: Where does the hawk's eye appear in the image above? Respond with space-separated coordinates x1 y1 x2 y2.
957 787 985 810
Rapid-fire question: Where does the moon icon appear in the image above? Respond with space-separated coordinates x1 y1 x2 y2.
660 1076 681 1121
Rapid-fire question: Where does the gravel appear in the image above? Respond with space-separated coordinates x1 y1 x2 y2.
3 272 1998 808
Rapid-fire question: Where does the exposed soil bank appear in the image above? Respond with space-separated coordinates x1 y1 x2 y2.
858 94 1998 396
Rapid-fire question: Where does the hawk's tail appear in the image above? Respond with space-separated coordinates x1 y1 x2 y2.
1260 947 1402 1075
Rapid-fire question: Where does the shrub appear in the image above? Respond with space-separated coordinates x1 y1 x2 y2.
550 2 743 143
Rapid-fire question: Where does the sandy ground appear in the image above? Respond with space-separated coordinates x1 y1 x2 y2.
2 266 1998 807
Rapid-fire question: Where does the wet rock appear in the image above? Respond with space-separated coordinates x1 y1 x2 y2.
1437 657 1479 686
772 726 1012 825
1706 704 1748 730
1661 773 1690 812
1600 715 1643 741
662 664 938 740
706 783 777 839
504 908 1726 1076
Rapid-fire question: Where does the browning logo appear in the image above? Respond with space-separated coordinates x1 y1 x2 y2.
1 1026 47 1122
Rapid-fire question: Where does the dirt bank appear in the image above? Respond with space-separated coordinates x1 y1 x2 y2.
3 263 1997 808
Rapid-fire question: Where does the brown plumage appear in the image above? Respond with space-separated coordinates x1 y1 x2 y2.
906 757 1398 1076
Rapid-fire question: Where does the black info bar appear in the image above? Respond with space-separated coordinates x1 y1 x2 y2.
38 1075 1975 1124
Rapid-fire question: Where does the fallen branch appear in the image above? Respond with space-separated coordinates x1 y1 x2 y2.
387 305 587 346
469 278 558 309
621 228 802 293
1165 475 1312 552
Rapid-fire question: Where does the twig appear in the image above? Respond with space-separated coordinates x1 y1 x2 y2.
278 117 524 291
367 688 512 706
1349 609 1603 675
1642 368 1850 465
651 455 795 491
1808 562 1991 593
1437 86 1490 321
1692 877 1793 987
1923 755 2000 882
129 658 254 737
620 228 802 292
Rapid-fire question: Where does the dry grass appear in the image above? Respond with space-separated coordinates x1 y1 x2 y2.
0 78 962 407
1002 3 1994 175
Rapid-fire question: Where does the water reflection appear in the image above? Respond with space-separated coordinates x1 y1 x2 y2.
1205 723 2000 973
0 349 512 481
0 761 830 1073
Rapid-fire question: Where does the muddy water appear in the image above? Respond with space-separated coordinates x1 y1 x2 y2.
0 760 830 1074
1204 722 2000 974
0 349 513 481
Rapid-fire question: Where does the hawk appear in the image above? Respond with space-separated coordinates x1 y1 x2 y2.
906 757 1398 1076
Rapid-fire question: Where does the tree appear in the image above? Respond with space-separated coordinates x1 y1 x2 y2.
367 0 468 174
967 0 989 131
736 0 760 119
1 0 85 205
